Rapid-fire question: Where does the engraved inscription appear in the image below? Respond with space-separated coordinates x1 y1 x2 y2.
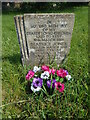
14 14 75 66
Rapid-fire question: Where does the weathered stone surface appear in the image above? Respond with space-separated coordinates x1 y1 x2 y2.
14 13 75 66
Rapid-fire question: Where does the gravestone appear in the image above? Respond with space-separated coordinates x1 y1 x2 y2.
14 13 75 66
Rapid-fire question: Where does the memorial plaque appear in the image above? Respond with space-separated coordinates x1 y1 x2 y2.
14 13 75 66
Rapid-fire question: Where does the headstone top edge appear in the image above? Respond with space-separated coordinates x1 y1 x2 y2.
14 15 23 18
14 13 75 18
24 13 75 16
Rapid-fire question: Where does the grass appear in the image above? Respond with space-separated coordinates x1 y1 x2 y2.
2 6 89 119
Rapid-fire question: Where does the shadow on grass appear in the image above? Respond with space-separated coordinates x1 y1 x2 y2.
2 53 22 65
25 82 33 94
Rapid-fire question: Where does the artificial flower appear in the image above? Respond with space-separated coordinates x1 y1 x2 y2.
41 65 49 71
33 66 41 73
32 78 43 88
48 69 52 74
26 70 34 80
57 69 68 78
49 68 56 75
66 75 72 80
31 83 41 93
41 71 49 79
47 79 56 88
55 82 64 92
64 70 68 75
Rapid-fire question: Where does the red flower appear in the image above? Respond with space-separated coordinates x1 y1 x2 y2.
26 70 34 80
55 82 64 92
41 65 49 71
56 69 67 78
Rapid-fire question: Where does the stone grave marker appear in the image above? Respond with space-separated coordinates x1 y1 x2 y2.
14 13 75 66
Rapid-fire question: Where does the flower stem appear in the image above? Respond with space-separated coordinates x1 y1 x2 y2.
50 73 53 90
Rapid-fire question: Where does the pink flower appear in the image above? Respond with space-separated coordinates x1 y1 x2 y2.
26 70 34 80
49 69 52 74
55 82 64 92
41 65 49 71
49 68 56 75
51 68 56 74
56 69 67 78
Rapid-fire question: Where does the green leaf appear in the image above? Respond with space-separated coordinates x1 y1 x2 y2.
43 84 47 92
41 88 48 97
42 110 46 119
56 76 59 81
30 78 33 82
59 78 64 83
84 83 88 90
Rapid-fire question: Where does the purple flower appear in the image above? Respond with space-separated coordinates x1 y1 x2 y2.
47 79 56 88
47 80 51 88
65 70 68 75
32 78 43 88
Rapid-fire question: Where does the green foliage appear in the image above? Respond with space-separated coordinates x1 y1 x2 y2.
2 2 88 13
59 78 64 83
2 6 89 119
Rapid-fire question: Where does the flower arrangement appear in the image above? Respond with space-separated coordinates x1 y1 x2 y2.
26 65 72 94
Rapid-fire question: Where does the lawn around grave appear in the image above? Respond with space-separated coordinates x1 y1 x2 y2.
2 6 89 119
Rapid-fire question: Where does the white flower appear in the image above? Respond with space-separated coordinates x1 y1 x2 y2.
41 71 49 79
66 75 72 80
33 66 41 73
31 83 41 93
